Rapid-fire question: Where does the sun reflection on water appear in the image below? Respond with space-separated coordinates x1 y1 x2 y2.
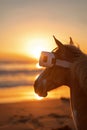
34 93 44 100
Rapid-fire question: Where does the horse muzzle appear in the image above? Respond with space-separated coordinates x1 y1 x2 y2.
34 78 48 97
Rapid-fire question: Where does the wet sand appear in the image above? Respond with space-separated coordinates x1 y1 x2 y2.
0 98 75 130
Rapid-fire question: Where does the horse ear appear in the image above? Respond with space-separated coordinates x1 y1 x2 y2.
53 35 63 48
70 37 74 45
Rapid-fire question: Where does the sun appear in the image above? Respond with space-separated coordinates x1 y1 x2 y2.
29 38 49 59
30 45 43 59
25 37 51 59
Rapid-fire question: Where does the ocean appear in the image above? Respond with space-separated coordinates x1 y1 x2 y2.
0 59 70 103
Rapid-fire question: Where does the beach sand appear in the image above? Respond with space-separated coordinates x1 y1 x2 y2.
0 98 75 130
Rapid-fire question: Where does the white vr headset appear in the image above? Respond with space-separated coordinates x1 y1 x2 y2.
39 51 71 68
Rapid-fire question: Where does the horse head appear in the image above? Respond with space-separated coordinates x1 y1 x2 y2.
34 36 81 97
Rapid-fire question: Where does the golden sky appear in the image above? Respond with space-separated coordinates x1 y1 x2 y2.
0 0 87 58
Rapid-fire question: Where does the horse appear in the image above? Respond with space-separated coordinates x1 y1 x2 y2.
34 36 87 130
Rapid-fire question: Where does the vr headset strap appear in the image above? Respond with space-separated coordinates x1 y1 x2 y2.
56 59 71 68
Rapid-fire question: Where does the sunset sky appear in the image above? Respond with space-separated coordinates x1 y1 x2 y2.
0 0 87 58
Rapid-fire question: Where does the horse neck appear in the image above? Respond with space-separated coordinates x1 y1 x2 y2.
70 53 87 110
70 57 87 130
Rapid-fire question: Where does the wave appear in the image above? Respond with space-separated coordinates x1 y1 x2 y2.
0 80 33 88
0 69 42 76
0 60 37 64
0 61 43 89
0 69 43 88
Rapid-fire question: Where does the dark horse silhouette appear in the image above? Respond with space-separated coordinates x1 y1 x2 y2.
34 36 87 130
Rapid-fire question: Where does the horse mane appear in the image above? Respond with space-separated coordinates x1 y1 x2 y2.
67 44 87 95
64 44 83 61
